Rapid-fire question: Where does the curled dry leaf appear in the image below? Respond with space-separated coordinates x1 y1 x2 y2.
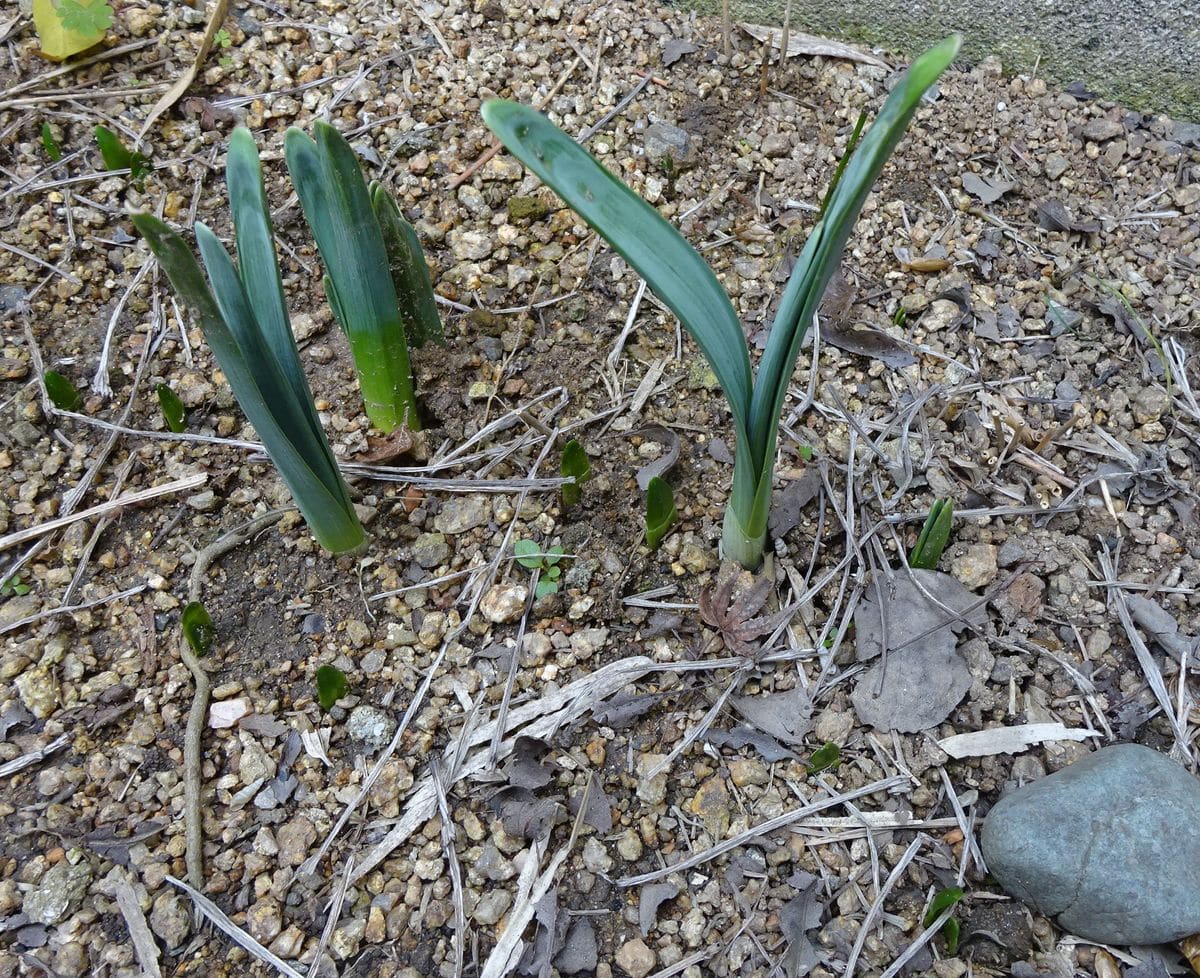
739 23 887 67
633 426 680 490
698 567 790 655
962 171 1017 205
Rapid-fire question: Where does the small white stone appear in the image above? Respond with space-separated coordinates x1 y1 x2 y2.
208 698 251 729
480 583 528 624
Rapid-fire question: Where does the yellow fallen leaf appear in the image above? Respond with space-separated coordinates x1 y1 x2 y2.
32 0 109 60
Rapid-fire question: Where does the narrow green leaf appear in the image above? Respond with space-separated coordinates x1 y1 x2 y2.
743 36 960 545
943 918 961 955
371 183 444 348
94 124 150 183
909 498 953 569
182 601 215 655
644 476 677 549
316 664 347 711
43 370 82 410
806 742 841 774
132 213 364 553
41 122 62 162
513 539 542 569
482 99 755 464
923 886 965 929
819 110 867 217
156 383 186 432
285 123 418 432
560 439 591 506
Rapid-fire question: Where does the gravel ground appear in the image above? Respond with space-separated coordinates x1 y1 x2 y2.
0 1 1198 977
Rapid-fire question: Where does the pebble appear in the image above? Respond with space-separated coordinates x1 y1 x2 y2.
330 918 364 959
450 228 493 261
246 898 283 945
1044 153 1069 179
643 122 694 166
981 744 1200 943
728 758 768 787
269 925 305 958
473 889 512 925
761 132 791 158
950 544 998 588
1082 117 1124 141
277 815 317 867
15 666 59 718
208 698 251 729
636 754 669 806
238 734 276 785
433 495 489 534
617 828 644 862
148 892 190 949
689 776 731 837
347 705 395 753
480 583 528 624
23 861 92 925
615 937 657 978
582 837 613 873
569 627 608 656
814 708 855 744
412 531 450 569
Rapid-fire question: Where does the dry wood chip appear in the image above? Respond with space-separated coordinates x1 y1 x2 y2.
739 23 887 67
937 722 1098 758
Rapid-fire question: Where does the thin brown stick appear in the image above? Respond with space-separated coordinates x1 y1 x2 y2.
179 510 285 891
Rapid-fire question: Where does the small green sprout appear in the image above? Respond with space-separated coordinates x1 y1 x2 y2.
644 476 677 549
514 539 566 600
559 439 591 507
54 0 113 36
214 27 231 46
797 443 814 462
181 601 215 655
41 123 62 162
43 370 82 411
923 886 965 954
892 305 908 327
909 498 953 569
806 742 842 774
94 124 151 186
1 574 32 598
316 664 348 711
156 383 187 433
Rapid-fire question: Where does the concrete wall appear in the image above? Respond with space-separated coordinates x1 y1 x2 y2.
679 0 1199 121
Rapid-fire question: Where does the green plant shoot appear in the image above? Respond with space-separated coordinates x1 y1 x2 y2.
156 383 186 433
41 123 62 162
182 601 215 655
923 886 965 954
806 742 842 774
43 370 82 410
286 122 437 432
909 498 953 569
514 539 565 600
316 664 347 711
482 36 959 568
1 574 32 598
133 128 364 553
560 439 591 506
644 476 677 549
94 125 151 184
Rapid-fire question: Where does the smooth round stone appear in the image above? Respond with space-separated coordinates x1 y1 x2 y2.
981 743 1200 944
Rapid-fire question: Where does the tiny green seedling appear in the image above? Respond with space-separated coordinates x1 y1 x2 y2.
214 28 233 65
41 123 62 162
559 439 591 506
43 370 82 411
644 476 677 549
156 383 186 433
909 498 953 569
316 664 348 711
514 539 566 600
892 305 908 327
797 443 814 462
806 742 842 774
53 0 113 36
94 125 151 185
818 110 867 217
923 886 965 954
181 601 215 655
1 574 31 598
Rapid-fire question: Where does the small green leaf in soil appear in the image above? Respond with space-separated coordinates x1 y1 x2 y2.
43 370 82 411
806 741 842 774
41 122 62 162
316 664 348 711
644 476 677 549
156 383 186 432
181 601 215 656
560 438 591 506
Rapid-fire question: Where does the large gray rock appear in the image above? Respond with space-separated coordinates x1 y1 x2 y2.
981 743 1200 944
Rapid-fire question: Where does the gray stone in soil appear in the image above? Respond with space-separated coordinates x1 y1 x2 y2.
23 861 93 925
981 743 1200 944
347 705 395 753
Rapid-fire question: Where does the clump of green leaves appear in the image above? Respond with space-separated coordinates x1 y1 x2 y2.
156 383 186 432
43 370 82 411
1 574 31 598
806 742 842 775
316 664 348 711
560 439 591 506
514 539 566 600
644 476 677 549
95 125 152 186
923 886 965 954
909 499 953 569
54 0 113 35
133 128 365 553
182 601 215 655
482 36 959 568
41 123 62 162
285 121 444 433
